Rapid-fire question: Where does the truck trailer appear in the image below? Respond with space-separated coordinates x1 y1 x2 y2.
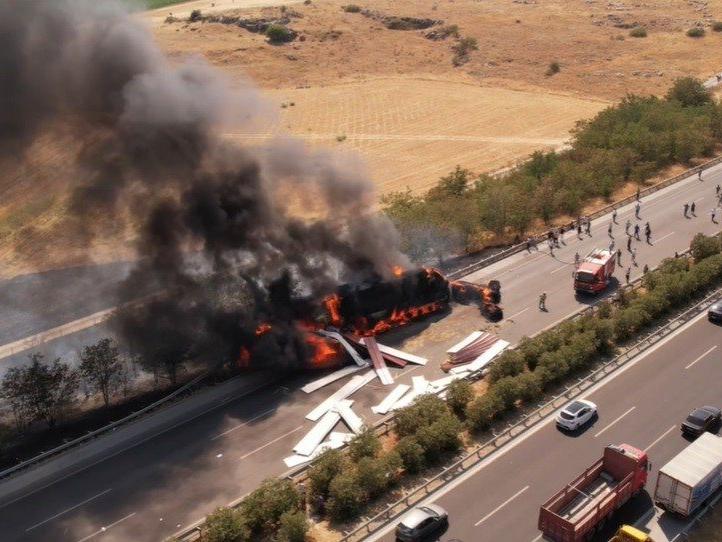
538 444 649 542
654 432 722 517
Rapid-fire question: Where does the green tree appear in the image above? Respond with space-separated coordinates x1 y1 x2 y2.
327 470 365 521
395 436 426 474
690 232 721 261
277 510 309 542
666 77 711 107
395 394 450 436
348 428 381 461
308 449 344 498
445 379 474 417
79 338 126 407
1 353 79 429
202 507 250 542
427 166 471 198
266 24 295 44
241 478 301 532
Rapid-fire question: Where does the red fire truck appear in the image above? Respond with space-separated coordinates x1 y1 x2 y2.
574 249 615 294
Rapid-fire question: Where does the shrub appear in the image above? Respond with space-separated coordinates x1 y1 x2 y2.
629 27 647 38
445 379 474 417
546 61 561 76
396 436 426 474
356 456 390 498
202 507 251 542
189 9 202 22
666 77 712 107
613 306 651 342
277 510 309 542
415 413 463 463
308 449 344 498
690 232 721 262
713 21 722 32
687 27 705 38
452 36 478 66
342 4 361 12
513 372 543 403
266 24 295 44
327 471 365 522
488 350 525 383
493 376 521 410
348 428 380 461
466 391 504 431
241 479 301 533
395 394 450 436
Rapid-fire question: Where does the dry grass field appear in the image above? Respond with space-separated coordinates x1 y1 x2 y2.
226 77 606 195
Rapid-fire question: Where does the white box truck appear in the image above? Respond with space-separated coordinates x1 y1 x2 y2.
654 432 722 516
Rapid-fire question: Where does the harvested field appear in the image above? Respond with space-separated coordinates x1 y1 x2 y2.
226 77 607 195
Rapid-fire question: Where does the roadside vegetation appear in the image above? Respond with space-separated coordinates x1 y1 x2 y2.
382 77 721 264
194 232 722 541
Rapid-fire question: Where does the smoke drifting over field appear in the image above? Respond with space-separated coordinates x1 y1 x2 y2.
0 0 407 370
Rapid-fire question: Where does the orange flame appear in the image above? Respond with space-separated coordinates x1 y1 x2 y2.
362 301 444 336
305 332 343 369
255 323 272 336
392 265 404 278
323 293 343 327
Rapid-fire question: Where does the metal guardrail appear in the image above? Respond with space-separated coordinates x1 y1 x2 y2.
446 155 722 280
338 283 722 542
0 371 209 482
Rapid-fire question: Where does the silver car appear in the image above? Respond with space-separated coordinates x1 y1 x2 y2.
556 399 597 431
395 504 448 541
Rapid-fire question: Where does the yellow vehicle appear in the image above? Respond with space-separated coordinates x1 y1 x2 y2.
610 525 652 542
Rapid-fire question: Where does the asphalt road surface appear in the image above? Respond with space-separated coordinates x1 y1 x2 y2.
1 165 722 542
373 304 722 542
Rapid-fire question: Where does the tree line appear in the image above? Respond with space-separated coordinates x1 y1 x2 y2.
382 77 722 264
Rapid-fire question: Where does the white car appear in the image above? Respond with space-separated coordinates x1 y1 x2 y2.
556 399 597 431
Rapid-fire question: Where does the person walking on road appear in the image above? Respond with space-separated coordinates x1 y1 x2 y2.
633 223 640 241
609 240 615 253
716 184 720 197
548 238 554 255
683 202 689 217
625 219 631 236
643 264 649 274
691 201 696 216
574 252 580 267
616 248 622 265
625 267 631 284
577 221 583 239
713 208 718 224
539 292 547 311
644 222 651 244
635 201 641 218
608 222 613 237
627 236 632 252
585 217 591 236
631 247 637 266
612 208 618 224
699 170 703 182
636 187 640 201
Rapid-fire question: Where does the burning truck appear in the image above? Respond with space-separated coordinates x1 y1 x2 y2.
244 269 503 371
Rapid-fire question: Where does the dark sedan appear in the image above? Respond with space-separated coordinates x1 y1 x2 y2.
709 300 722 323
681 406 721 437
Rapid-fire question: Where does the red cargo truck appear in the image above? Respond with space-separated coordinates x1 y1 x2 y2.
574 249 615 294
538 444 649 542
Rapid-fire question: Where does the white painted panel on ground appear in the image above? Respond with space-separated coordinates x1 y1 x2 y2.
451 339 509 374
447 331 484 354
317 330 367 366
412 376 428 394
305 371 376 421
283 439 346 468
372 384 410 415
329 432 355 444
301 364 368 394
293 410 341 456
365 340 428 365
334 400 364 434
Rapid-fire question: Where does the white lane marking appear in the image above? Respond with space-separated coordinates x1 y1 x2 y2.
25 488 112 531
211 407 276 440
644 425 677 453
652 232 675 244
506 307 530 320
74 512 136 542
474 485 530 526
352 311 710 542
685 345 717 370
594 406 636 438
238 426 304 460
550 264 569 274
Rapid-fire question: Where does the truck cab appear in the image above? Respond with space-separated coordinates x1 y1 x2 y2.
574 249 616 294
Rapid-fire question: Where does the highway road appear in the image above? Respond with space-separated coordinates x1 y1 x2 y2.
373 302 722 542
1 164 722 542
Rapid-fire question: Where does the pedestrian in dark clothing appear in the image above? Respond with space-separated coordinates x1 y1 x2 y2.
627 236 632 252
631 247 637 266
691 202 696 216
633 224 640 240
674 251 679 258
612 208 617 224
635 202 641 218
644 222 651 244
699 170 703 182
577 222 582 238
713 209 718 223
526 237 532 252
585 218 591 236
625 219 631 236
608 222 613 237
717 184 721 196
683 202 689 217
643 264 649 274
625 267 631 284
616 248 622 265
636 187 640 201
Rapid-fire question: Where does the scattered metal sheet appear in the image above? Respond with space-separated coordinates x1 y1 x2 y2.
284 439 345 468
301 364 369 394
329 432 355 444
364 336 394 386
305 371 376 421
428 372 470 393
317 330 367 366
362 339 427 366
412 376 429 394
447 331 484 355
293 410 341 456
391 377 430 411
333 399 364 434
372 384 410 415
450 339 509 374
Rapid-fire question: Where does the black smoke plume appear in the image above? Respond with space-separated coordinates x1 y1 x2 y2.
0 0 408 372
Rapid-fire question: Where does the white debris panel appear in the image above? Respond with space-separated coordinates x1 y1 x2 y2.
333 400 364 434
364 336 394 385
428 372 470 393
293 409 342 456
317 329 367 366
363 339 428 366
391 376 430 411
305 371 377 421
450 339 509 374
446 332 500 368
301 364 369 394
284 438 345 468
372 384 410 415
